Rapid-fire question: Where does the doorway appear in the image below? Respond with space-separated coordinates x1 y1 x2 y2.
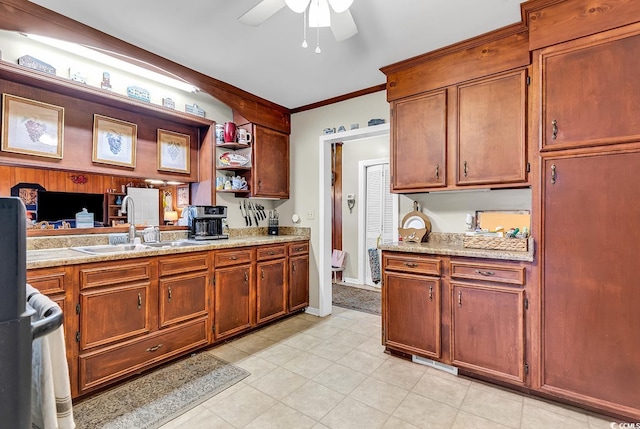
318 124 390 317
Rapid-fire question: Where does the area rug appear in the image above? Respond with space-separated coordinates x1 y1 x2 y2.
73 352 250 429
332 283 381 315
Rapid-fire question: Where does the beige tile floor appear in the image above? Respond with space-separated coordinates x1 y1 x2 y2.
159 307 615 429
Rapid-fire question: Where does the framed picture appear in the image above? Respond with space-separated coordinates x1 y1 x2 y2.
157 129 190 174
92 114 137 168
176 184 190 208
1 94 64 159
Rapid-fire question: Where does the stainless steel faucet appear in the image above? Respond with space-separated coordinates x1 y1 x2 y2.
121 195 136 243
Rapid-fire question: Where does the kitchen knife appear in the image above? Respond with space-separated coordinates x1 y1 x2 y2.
245 200 252 226
240 202 248 226
251 202 259 225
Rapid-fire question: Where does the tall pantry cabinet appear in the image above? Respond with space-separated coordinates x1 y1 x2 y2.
534 20 640 419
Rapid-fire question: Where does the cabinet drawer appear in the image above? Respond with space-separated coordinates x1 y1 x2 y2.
79 318 208 393
288 242 309 256
383 254 441 276
27 267 66 295
450 261 525 285
80 261 151 290
257 245 286 261
158 252 209 277
214 248 253 267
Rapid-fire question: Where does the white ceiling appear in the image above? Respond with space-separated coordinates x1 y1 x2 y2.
29 0 524 110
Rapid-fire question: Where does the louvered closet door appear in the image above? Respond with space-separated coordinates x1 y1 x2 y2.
365 163 394 287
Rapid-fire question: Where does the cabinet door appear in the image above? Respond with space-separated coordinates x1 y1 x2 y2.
80 283 151 351
451 282 525 384
543 153 640 414
383 271 441 359
213 264 252 340
256 259 287 324
159 271 208 328
456 69 527 185
253 126 289 198
541 28 640 150
391 90 447 191
288 254 309 312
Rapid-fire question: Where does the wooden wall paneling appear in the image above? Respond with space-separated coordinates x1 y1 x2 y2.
0 0 291 134
381 24 530 101
523 0 640 50
0 77 200 182
0 165 10 195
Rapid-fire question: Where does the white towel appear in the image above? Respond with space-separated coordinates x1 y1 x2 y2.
29 287 75 429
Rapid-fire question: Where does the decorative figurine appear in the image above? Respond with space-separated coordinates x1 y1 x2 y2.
127 86 151 102
162 98 175 110
18 55 56 75
101 72 112 90
185 103 205 117
69 68 87 84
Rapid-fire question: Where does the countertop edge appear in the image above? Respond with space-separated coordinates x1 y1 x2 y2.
379 242 534 262
27 235 310 269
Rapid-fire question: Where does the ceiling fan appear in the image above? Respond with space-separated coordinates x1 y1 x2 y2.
239 0 358 43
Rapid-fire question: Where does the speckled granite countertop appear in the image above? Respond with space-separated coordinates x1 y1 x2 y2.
379 233 534 262
27 227 310 269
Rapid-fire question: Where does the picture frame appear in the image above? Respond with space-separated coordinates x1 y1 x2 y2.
1 94 64 159
92 114 137 168
157 129 190 174
176 184 190 208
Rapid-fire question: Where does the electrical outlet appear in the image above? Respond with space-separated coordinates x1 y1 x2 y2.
306 209 315 220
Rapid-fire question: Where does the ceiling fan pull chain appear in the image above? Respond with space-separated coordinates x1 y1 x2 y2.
302 9 308 48
315 26 321 53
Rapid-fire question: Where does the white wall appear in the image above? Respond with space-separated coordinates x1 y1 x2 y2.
282 92 390 310
341 135 389 280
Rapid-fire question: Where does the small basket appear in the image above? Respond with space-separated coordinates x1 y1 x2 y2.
462 236 528 252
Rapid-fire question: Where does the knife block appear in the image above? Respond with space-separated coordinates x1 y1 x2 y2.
268 225 279 235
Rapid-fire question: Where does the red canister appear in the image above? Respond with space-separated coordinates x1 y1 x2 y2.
224 122 237 143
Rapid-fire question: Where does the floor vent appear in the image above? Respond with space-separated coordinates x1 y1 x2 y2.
412 355 458 376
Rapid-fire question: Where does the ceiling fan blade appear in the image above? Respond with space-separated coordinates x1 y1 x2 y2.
330 8 358 41
239 0 287 26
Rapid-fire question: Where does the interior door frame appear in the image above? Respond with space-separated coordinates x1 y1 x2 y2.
318 123 390 316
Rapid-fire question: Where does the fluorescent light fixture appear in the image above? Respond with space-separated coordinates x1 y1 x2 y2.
165 181 185 186
22 33 199 93
145 179 166 185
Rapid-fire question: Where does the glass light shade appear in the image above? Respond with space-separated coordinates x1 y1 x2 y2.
285 0 311 13
164 211 179 222
308 0 331 28
328 0 353 13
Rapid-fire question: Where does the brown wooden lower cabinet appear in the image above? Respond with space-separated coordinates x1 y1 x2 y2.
288 244 309 312
256 246 288 325
213 260 253 340
451 282 525 384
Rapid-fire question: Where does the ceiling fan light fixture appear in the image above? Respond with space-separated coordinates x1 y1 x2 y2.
308 0 331 28
327 0 353 13
285 0 311 14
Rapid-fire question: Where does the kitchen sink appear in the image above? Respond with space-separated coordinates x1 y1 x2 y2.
71 244 144 255
143 240 209 248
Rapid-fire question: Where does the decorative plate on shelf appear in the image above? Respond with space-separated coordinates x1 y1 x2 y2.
218 151 249 167
400 201 432 242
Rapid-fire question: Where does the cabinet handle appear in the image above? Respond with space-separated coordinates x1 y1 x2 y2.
145 344 163 353
261 268 264 280
137 293 142 310
550 164 557 184
458 291 462 306
551 119 558 140
258 179 262 189
463 161 468 177
403 262 418 268
435 164 439 180
292 262 296 272
294 247 304 252
474 270 495 276
428 285 433 301
268 251 276 255
244 271 248 284
230 255 238 260
168 287 172 302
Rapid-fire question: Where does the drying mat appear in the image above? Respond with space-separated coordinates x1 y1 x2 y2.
332 283 381 315
73 352 249 429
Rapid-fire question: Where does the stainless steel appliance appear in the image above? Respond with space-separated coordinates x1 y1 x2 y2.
187 205 228 240
0 197 63 428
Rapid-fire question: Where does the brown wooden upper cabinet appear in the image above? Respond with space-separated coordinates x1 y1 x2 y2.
390 68 529 193
252 126 290 199
391 90 447 192
540 26 640 151
456 69 528 186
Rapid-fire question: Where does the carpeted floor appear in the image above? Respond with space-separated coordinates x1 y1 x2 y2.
332 283 381 315
73 351 249 429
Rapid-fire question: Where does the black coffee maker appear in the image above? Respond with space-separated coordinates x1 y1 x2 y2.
187 206 228 240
